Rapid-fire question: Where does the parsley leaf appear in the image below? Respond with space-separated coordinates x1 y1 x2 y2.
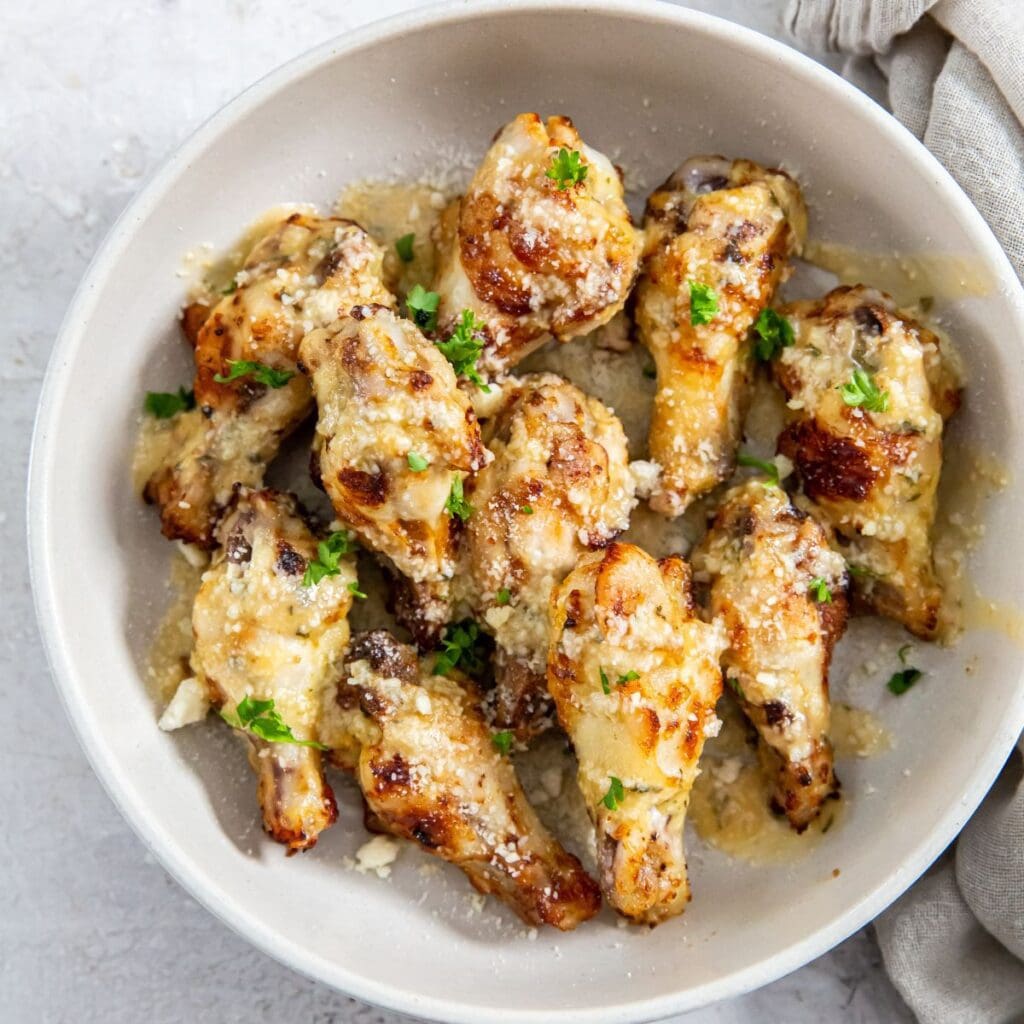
434 620 488 677
221 695 327 749
302 530 355 587
407 452 429 472
406 284 440 331
445 475 473 522
887 667 922 696
753 308 795 361
395 233 415 263
520 505 534 515
436 309 490 391
600 666 611 695
496 588 511 606
808 577 832 603
726 677 745 700
617 670 640 684
491 730 514 755
545 148 588 190
898 643 913 665
221 280 238 296
144 386 195 419
213 359 294 389
688 281 719 325
737 452 780 487
347 581 367 600
602 776 625 811
840 367 889 413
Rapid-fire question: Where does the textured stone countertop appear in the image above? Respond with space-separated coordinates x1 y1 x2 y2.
1 1 915 1020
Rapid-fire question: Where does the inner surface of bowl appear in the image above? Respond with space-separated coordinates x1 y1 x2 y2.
31 3 1024 1022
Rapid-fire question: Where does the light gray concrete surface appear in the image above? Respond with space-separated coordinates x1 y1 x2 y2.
1 1 915 1021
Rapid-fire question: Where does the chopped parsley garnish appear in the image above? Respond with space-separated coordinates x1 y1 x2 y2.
545 148 588 190
642 362 657 380
347 581 367 600
618 670 640 684
737 452 780 487
840 367 889 413
602 776 625 811
600 667 611 695
395 232 415 263
445 475 473 522
221 280 238 296
220 696 327 749
434 620 488 677
808 577 832 603
496 588 511 606
726 677 745 700
887 667 923 696
302 530 355 587
847 562 884 580
436 309 490 391
898 643 913 664
520 504 534 515
144 386 195 419
213 359 294 389
407 451 429 472
491 730 514 755
406 284 440 331
753 308 795 361
688 281 719 325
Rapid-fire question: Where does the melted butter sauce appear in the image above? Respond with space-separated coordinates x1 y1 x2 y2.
146 549 206 704
803 239 992 307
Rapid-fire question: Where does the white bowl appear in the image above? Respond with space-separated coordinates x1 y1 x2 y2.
29 1 1024 1021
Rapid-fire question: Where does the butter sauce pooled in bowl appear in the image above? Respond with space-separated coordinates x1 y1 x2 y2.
29 4 1024 1023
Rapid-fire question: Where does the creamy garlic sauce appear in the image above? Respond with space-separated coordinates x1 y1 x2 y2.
146 176 999 870
802 239 992 307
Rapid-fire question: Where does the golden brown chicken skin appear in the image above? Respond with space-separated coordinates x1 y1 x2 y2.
692 480 848 830
635 157 807 516
299 304 489 584
773 285 961 639
432 113 642 378
548 543 727 924
190 487 356 851
144 213 392 548
330 630 601 930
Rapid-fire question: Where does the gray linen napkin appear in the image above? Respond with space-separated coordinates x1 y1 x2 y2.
785 2 1024 1021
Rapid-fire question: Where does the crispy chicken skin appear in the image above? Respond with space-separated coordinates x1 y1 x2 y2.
636 156 807 517
548 543 727 924
462 373 635 738
692 481 848 831
144 213 392 548
773 285 961 639
190 487 355 851
432 113 642 377
332 630 601 930
299 304 489 583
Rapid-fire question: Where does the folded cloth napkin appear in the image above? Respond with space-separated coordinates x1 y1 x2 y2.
785 3 1024 1021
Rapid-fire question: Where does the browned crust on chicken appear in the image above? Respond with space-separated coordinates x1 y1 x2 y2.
636 156 807 516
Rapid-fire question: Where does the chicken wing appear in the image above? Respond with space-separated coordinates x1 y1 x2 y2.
432 113 642 377
190 487 356 851
335 629 601 930
772 285 961 639
298 303 489 583
144 213 392 547
692 480 848 830
548 542 727 924
635 156 807 516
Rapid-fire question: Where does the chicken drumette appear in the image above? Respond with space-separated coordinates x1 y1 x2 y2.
145 213 392 547
298 303 489 583
772 285 961 639
326 630 601 930
432 113 642 378
693 480 848 830
548 543 727 924
190 487 356 851
635 156 807 516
